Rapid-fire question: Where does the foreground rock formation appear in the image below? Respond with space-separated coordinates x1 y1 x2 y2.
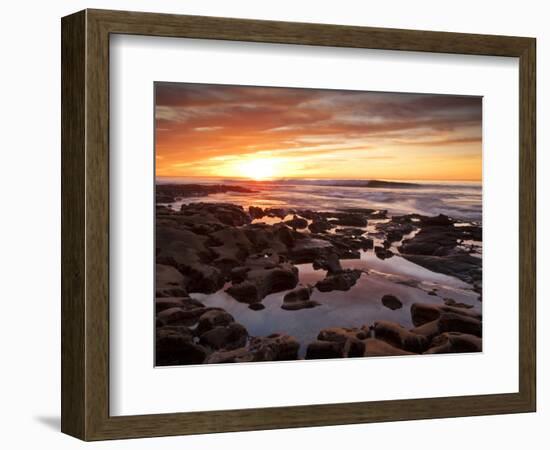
155 190 482 365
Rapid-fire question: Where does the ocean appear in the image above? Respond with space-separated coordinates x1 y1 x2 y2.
156 177 482 223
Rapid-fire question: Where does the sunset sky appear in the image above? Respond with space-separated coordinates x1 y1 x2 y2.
155 83 482 181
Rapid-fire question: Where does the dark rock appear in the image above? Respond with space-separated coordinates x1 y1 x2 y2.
335 213 368 227
381 294 403 310
226 262 299 304
155 296 204 314
305 340 344 359
156 264 188 297
248 303 265 311
156 326 208 365
438 312 482 337
199 323 248 350
157 306 208 326
443 298 474 309
424 332 482 354
249 206 265 219
196 309 234 335
289 237 334 264
205 333 299 363
375 246 394 260
373 320 428 353
410 302 481 327
364 338 416 357
316 269 362 292
281 285 320 310
316 327 365 357
401 254 481 285
312 252 343 274
284 215 308 229
308 219 334 233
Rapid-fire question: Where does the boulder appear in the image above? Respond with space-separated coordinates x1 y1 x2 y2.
316 327 366 357
155 296 203 314
410 302 481 327
305 340 344 359
156 326 208 365
155 264 188 297
308 219 334 234
373 320 428 353
381 294 403 310
249 206 265 219
316 269 362 292
205 333 299 363
281 285 320 310
226 262 299 304
364 338 416 357
157 306 209 326
284 215 308 229
199 323 248 350
424 332 482 354
196 309 234 334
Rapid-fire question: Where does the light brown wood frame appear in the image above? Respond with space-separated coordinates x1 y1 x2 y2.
61 9 536 441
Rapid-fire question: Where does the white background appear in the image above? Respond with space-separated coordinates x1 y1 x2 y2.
0 0 547 449
110 36 519 416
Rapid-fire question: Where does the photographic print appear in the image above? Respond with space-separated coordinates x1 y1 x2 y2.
154 83 482 366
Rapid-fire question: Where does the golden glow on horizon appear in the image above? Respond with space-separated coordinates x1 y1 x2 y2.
234 157 280 181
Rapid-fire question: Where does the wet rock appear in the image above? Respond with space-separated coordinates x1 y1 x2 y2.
264 208 289 219
208 227 254 271
306 340 344 359
438 312 482 337
410 302 481 327
316 327 366 357
156 228 225 294
316 269 362 292
284 215 308 229
420 214 454 227
181 202 251 227
364 338 416 357
156 264 189 297
375 246 394 260
243 223 296 255
381 294 403 310
156 184 255 203
226 262 299 304
373 320 428 353
289 237 335 264
249 206 265 219
281 285 320 310
308 219 334 234
424 332 482 354
312 252 342 274
157 306 209 326
197 309 234 335
402 254 481 285
156 326 208 365
443 298 474 309
199 322 248 350
205 333 299 363
410 319 441 341
335 213 368 227
155 296 204 314
248 303 265 311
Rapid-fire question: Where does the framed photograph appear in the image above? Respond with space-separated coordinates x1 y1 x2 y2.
61 9 536 441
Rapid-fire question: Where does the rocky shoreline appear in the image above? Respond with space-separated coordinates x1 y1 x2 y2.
155 185 482 365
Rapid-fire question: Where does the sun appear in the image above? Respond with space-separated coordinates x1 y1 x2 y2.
237 158 279 180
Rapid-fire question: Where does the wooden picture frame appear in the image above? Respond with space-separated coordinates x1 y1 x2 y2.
61 9 536 441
